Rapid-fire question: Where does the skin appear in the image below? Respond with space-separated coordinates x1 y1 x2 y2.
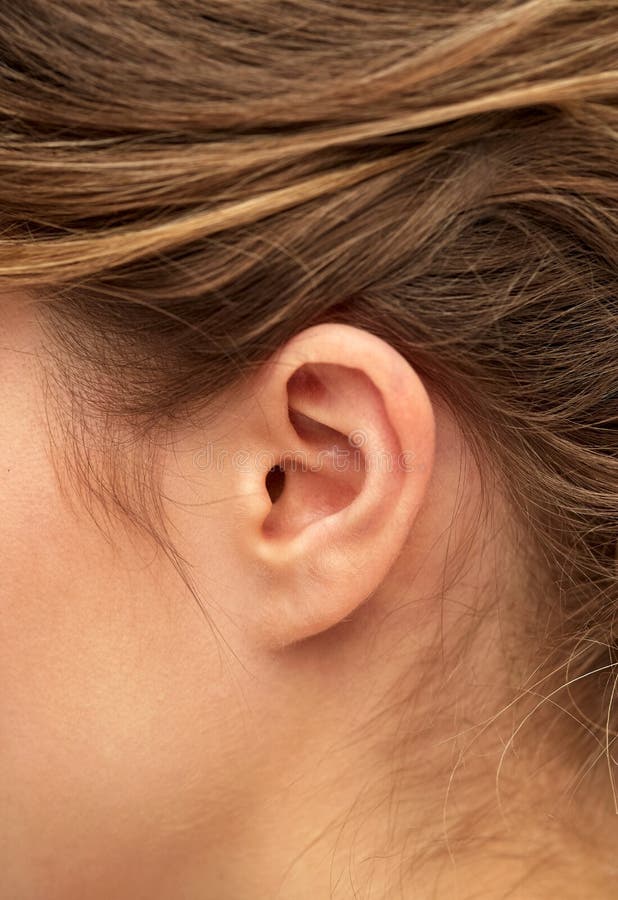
0 295 615 900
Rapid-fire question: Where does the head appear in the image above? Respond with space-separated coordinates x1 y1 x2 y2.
0 2 617 898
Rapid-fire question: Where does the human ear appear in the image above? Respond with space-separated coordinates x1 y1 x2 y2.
232 323 436 648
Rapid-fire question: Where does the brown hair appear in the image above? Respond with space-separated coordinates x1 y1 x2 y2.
0 0 616 774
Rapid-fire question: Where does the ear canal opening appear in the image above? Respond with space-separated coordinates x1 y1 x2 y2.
265 465 285 504
262 362 374 540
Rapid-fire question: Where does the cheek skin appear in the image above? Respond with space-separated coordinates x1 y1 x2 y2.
0 307 256 899
0 518 255 900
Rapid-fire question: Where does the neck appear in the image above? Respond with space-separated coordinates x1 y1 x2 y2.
178 651 615 900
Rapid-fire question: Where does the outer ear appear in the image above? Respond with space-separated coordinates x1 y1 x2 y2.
239 324 436 648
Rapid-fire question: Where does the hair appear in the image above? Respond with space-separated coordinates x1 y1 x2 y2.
0 0 616 781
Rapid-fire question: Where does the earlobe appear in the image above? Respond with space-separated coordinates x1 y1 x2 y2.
241 324 436 648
